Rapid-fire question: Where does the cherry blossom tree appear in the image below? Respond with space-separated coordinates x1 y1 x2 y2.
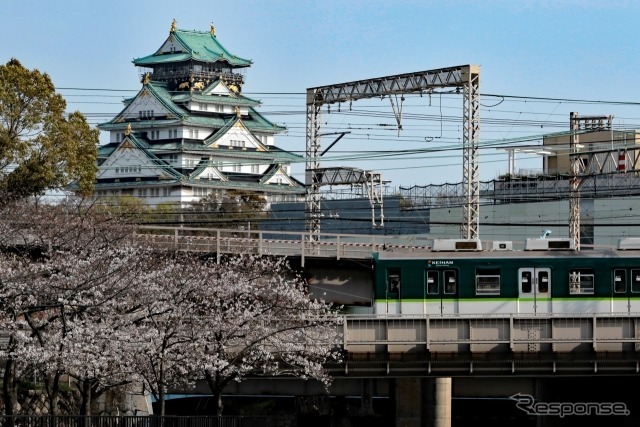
0 198 143 415
120 253 343 417
51 245 153 415
120 255 204 417
188 255 343 416
0 198 344 417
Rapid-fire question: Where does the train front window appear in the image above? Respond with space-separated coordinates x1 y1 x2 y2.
387 268 401 294
632 269 640 293
475 268 500 295
569 268 594 295
426 270 439 294
614 269 627 293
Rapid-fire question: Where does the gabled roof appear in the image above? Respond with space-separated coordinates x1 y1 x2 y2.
133 26 252 68
97 134 183 181
204 116 267 150
189 161 228 181
260 164 304 187
98 82 186 129
98 81 285 134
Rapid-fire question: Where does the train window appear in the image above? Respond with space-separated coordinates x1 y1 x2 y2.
426 270 439 294
387 269 401 294
444 270 457 294
538 270 549 293
632 269 640 293
569 268 594 295
614 269 627 293
475 268 500 295
520 271 532 293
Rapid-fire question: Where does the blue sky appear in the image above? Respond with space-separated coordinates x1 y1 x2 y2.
3 0 640 187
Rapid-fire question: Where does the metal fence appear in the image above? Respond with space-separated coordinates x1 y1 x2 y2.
0 416 269 427
134 226 432 264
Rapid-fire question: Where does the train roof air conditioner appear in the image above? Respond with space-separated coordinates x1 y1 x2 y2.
617 237 640 250
432 239 482 252
525 238 574 251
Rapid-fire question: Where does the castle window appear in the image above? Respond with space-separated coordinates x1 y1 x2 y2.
139 110 154 119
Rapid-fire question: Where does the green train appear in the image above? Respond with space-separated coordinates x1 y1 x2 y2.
372 238 640 315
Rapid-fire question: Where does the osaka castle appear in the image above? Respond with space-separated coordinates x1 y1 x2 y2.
95 20 304 206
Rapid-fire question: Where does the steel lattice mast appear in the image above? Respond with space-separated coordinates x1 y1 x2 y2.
568 112 614 250
461 66 481 240
305 65 481 240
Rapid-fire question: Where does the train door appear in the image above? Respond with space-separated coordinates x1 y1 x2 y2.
518 267 551 313
612 268 640 313
384 268 401 314
425 268 458 315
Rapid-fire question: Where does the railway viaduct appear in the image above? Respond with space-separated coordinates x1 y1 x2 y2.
136 226 640 427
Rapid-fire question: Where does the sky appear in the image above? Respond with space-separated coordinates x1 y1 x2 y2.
3 0 640 189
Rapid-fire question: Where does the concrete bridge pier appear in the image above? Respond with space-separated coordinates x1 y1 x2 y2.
360 378 375 415
395 377 451 427
433 377 451 427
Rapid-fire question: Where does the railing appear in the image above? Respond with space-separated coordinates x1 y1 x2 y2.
342 313 640 353
135 226 432 264
149 70 244 85
337 313 640 375
0 416 269 427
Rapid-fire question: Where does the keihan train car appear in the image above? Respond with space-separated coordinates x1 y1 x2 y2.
372 237 640 315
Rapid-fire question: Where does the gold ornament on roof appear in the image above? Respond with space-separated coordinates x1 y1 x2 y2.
210 23 216 36
142 73 151 85
124 123 132 136
235 106 241 118
170 19 177 33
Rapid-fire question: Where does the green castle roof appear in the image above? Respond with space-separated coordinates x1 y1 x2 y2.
98 82 285 134
133 27 252 68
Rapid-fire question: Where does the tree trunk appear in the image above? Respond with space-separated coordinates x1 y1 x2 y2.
79 379 92 416
158 387 165 417
214 393 223 417
2 355 19 416
204 371 225 416
43 372 60 415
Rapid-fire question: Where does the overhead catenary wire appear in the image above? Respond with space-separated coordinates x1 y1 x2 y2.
51 85 640 187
